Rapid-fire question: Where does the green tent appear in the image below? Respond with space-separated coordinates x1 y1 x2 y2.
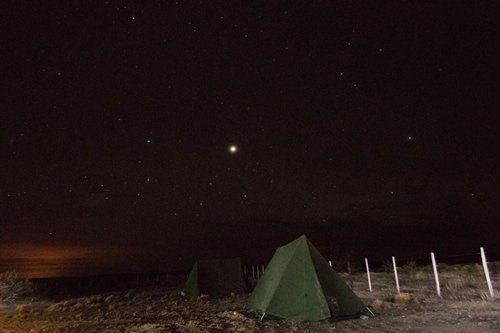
248 235 368 321
183 257 247 297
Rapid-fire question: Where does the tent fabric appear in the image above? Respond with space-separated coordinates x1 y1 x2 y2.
248 235 366 321
183 257 247 297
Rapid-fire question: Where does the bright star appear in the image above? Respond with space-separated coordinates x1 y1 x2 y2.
229 145 238 153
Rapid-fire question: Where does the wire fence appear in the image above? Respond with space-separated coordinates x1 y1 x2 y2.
243 246 497 299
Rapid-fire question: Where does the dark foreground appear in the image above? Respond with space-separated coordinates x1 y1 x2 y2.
0 269 499 332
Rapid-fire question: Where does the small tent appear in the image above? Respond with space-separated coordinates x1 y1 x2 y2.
248 235 368 321
183 257 247 297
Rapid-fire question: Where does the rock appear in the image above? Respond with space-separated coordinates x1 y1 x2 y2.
360 315 369 320
393 292 411 304
15 304 27 314
47 303 61 312
371 299 385 311
184 320 200 329
216 310 247 321
135 323 163 333
62 300 76 307
104 295 115 304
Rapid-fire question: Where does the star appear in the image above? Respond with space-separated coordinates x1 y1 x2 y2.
229 145 238 153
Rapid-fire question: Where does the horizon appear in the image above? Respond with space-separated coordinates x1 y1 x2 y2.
2 229 498 278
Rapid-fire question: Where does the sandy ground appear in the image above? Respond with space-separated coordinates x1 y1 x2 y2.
0 270 499 332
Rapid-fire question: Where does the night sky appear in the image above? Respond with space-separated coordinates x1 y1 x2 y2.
2 1 499 274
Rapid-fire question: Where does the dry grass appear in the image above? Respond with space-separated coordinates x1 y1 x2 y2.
0 271 34 304
0 263 498 332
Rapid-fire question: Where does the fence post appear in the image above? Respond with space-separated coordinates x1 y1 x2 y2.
256 265 260 280
261 265 265 274
430 252 441 297
392 256 400 294
252 265 255 280
365 258 372 292
480 247 495 297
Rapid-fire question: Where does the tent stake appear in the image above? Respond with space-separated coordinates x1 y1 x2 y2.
365 307 375 317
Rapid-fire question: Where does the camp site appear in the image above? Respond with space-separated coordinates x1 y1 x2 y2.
1 235 499 332
4 0 499 331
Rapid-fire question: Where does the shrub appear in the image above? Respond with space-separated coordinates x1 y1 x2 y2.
420 264 433 274
489 261 500 275
0 271 34 303
438 263 449 272
382 260 393 273
399 261 418 276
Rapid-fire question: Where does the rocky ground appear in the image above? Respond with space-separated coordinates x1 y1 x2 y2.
0 268 499 332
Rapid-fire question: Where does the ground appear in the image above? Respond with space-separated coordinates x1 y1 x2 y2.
0 268 498 332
